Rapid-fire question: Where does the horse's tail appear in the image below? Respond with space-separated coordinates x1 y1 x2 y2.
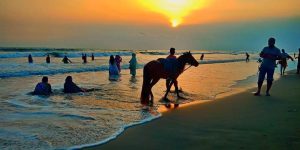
140 65 151 105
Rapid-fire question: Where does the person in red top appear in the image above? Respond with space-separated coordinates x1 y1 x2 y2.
165 47 177 92
167 47 176 59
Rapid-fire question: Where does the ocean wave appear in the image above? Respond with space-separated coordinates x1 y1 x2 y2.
0 51 133 58
0 58 251 78
69 111 161 150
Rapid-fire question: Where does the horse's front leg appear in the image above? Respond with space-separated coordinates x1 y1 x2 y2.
149 90 154 107
174 80 184 99
174 80 180 97
163 79 173 101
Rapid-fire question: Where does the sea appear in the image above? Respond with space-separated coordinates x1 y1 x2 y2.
0 48 297 149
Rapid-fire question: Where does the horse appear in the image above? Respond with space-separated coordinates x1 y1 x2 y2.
140 51 199 106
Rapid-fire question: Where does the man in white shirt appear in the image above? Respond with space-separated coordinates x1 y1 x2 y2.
254 38 282 96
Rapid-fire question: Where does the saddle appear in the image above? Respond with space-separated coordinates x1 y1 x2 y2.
158 58 179 75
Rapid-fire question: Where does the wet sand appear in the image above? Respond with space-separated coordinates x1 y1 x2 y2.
85 72 300 150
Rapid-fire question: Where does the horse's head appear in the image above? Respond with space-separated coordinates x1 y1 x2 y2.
181 51 199 67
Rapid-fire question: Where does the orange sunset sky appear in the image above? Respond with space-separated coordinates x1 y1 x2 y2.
0 0 299 50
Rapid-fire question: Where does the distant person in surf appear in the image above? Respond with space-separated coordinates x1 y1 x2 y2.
46 54 51 63
200 53 204 61
62 55 72 64
83 54 87 63
33 76 52 95
91 53 95 61
278 49 294 75
246 52 250 62
28 54 33 63
115 55 122 72
63 76 85 93
254 37 282 96
129 53 138 77
109 55 120 80
296 48 300 74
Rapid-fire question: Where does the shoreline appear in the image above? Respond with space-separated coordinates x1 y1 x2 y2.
84 71 300 150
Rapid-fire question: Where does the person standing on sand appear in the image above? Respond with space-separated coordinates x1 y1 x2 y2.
246 52 250 62
278 49 294 75
28 54 33 63
129 53 137 77
254 37 282 96
46 54 50 63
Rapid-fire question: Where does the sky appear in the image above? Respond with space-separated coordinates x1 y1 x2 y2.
0 0 299 51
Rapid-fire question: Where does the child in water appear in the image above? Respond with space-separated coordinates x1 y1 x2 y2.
129 53 137 77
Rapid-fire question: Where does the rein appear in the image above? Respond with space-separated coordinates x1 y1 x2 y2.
183 65 192 72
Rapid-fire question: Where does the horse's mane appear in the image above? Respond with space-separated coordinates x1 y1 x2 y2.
178 51 191 59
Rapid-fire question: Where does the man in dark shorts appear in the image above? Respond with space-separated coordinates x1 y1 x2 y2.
165 48 177 90
254 38 282 96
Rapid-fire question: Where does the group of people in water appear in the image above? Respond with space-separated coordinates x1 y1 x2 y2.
32 53 138 95
33 76 84 95
28 53 96 64
108 54 137 80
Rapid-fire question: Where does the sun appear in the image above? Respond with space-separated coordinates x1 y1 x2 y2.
139 0 209 27
171 19 181 28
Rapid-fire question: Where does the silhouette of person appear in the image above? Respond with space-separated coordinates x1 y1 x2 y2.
297 48 300 74
46 54 50 63
254 37 282 96
165 47 177 91
81 53 84 61
91 53 95 61
33 76 52 95
28 54 33 63
63 76 84 93
246 52 250 62
115 55 122 72
62 55 72 64
129 53 137 77
109 55 120 80
200 53 204 61
83 54 87 63
278 49 294 75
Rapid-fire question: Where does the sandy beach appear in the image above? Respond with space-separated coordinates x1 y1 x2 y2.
86 72 300 150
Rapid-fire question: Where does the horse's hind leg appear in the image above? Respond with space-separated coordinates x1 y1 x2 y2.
149 78 160 106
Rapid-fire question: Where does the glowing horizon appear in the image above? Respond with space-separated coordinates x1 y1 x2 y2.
0 0 300 49
139 0 209 27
